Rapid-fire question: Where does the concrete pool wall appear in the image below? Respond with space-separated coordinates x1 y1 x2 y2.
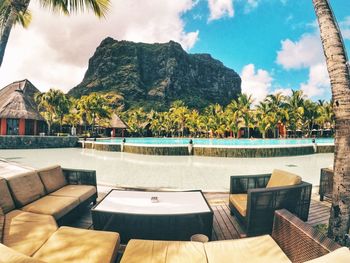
0 136 79 149
80 141 334 158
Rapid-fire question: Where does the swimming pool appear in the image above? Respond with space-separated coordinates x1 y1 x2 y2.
81 137 334 157
96 137 334 146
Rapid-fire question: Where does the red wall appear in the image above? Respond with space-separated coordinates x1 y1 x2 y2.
0 118 6 135
19 118 25 135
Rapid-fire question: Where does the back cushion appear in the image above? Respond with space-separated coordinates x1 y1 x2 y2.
38 165 67 193
266 169 302 188
0 177 16 213
7 171 46 207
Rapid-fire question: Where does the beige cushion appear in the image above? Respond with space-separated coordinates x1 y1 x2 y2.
21 196 79 220
0 177 15 213
266 169 302 188
6 171 45 207
229 194 247 217
3 210 57 256
49 185 96 203
204 235 291 263
0 243 45 263
38 165 67 194
33 226 120 263
305 247 350 263
121 239 207 263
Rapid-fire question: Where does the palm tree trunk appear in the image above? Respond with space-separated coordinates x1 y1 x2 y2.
0 0 31 67
313 0 350 246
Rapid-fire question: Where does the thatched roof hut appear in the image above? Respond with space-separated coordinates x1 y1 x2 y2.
0 80 44 120
109 113 127 129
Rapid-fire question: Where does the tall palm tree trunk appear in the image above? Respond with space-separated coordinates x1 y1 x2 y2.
312 0 350 245
0 0 31 67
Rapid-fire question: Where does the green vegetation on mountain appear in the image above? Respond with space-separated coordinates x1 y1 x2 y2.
68 38 241 111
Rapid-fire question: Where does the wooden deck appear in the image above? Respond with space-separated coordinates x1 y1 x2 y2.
69 190 331 242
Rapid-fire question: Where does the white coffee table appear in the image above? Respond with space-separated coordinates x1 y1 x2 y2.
91 190 213 243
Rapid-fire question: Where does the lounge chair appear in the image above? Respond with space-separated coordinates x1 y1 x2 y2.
229 169 312 236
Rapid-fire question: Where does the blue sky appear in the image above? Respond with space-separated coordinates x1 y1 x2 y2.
1 0 349 103
183 0 350 102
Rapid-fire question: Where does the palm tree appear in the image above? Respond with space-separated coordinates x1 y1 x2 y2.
237 94 254 138
0 0 109 67
256 101 272 139
77 93 111 135
313 0 350 245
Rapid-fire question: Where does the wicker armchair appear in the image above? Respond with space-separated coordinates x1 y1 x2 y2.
272 209 341 263
229 172 312 236
319 168 333 201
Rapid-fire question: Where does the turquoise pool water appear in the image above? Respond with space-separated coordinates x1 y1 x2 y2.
97 137 334 146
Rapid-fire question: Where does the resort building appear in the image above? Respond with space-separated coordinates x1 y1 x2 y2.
0 80 46 135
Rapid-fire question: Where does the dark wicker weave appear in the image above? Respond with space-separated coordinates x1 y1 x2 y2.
0 207 4 243
62 168 97 187
272 209 341 263
319 168 333 201
229 174 312 236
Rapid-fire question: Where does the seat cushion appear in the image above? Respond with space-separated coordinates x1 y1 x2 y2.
49 185 96 203
305 247 350 263
21 196 79 220
0 177 16 213
266 169 302 188
33 226 120 263
121 239 207 263
3 210 57 256
38 165 67 194
229 194 247 217
0 243 45 263
6 171 46 207
204 235 291 263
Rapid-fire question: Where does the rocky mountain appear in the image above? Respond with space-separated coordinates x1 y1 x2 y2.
68 38 241 110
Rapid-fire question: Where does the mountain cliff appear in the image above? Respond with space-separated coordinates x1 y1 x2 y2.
68 38 241 110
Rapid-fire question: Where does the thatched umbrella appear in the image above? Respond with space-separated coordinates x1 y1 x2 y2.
108 113 127 137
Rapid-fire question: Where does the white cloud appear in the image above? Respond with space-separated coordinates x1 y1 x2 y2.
300 63 330 98
241 64 273 104
340 16 350 40
276 32 331 99
244 0 260 14
208 0 234 21
273 88 292 97
276 34 324 70
0 0 199 92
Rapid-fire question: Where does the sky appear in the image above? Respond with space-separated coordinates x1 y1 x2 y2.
1 0 349 104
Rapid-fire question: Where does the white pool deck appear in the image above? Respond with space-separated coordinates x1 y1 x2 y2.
0 148 333 191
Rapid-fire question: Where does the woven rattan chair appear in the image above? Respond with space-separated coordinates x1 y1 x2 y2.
319 167 333 201
272 209 342 263
229 170 312 236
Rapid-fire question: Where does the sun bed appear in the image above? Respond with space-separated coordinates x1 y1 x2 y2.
229 169 312 236
120 209 350 263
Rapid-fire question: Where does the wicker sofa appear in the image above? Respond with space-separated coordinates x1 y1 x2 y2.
120 209 350 263
0 165 120 263
229 169 312 236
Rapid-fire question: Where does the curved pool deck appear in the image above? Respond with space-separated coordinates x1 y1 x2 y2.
0 148 333 191
80 138 334 158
